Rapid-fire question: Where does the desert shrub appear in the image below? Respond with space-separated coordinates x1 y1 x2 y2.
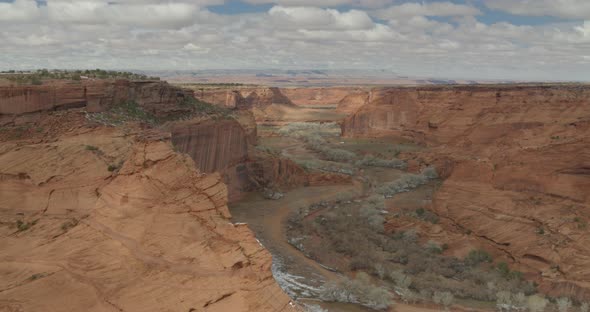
581 302 589 312
389 270 413 289
433 291 454 310
465 249 492 266
16 220 38 232
374 263 386 279
278 122 340 137
356 155 407 169
295 159 355 175
365 287 394 310
376 167 438 198
311 144 356 162
512 292 527 310
496 291 512 311
181 96 232 117
85 145 99 151
425 241 443 254
557 297 572 312
527 295 549 312
422 166 438 179
278 123 356 162
320 274 393 310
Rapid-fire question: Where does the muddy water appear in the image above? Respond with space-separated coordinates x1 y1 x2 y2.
229 184 359 291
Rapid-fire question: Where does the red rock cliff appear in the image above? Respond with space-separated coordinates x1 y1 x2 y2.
343 85 590 299
171 118 250 174
193 87 294 110
0 80 191 118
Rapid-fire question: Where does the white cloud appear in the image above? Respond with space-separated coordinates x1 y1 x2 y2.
374 2 481 20
0 0 41 22
244 0 393 8
484 0 590 19
46 1 202 28
0 0 590 81
269 6 374 30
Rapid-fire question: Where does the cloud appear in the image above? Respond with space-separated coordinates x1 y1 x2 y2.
0 0 41 22
374 2 481 20
269 6 374 30
0 0 589 80
243 0 393 8
484 0 590 19
46 1 202 29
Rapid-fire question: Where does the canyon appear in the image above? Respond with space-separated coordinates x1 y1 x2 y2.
0 80 589 311
340 85 590 300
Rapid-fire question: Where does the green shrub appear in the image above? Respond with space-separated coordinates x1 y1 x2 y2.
16 219 38 232
356 155 407 169
464 249 492 266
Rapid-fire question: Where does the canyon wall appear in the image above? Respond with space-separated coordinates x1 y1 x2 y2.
193 87 294 110
278 87 364 107
335 90 370 114
193 86 367 109
343 85 590 299
0 80 192 119
0 82 298 311
171 119 250 174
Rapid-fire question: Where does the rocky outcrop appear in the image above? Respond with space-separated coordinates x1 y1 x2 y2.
193 87 294 110
0 80 192 119
344 85 590 300
171 118 250 174
0 116 296 311
279 87 364 107
335 90 369 114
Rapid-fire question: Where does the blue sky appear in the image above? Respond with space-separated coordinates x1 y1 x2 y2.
0 0 589 80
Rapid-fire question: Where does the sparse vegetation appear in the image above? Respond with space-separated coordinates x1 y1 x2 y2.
29 273 48 281
87 101 157 126
557 297 572 312
16 219 38 232
433 291 454 310
464 249 493 266
2 69 159 85
277 122 340 137
376 167 438 198
527 294 549 312
355 155 407 169
180 96 232 118
320 273 394 310
287 196 536 305
61 218 79 232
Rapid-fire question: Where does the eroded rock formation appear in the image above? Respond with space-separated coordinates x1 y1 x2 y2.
278 87 364 107
193 87 294 110
343 85 590 300
0 80 192 121
0 82 298 311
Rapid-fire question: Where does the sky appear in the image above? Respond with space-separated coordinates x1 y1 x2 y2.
0 0 589 81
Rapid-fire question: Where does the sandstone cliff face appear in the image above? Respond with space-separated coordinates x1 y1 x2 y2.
0 117 296 312
193 87 294 110
0 80 191 119
343 85 590 299
193 86 369 109
335 90 369 114
279 87 364 107
171 118 250 174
